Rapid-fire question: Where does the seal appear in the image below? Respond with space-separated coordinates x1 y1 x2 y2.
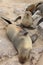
21 11 33 27
6 24 32 63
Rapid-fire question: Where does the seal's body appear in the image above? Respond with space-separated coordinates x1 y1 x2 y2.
6 24 32 63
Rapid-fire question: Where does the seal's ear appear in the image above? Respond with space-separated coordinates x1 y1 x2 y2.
31 34 38 43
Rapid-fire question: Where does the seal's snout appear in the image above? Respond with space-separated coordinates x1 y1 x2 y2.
18 48 30 64
19 56 27 64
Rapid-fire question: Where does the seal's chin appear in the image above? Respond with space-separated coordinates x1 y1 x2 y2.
19 56 27 64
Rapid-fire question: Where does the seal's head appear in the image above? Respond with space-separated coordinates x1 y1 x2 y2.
18 34 32 64
18 48 31 64
21 11 33 27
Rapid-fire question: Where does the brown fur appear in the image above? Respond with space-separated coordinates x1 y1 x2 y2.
6 24 32 63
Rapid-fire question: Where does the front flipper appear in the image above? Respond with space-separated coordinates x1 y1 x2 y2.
31 34 38 43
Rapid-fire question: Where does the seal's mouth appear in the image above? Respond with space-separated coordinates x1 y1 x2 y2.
19 56 27 64
18 48 30 64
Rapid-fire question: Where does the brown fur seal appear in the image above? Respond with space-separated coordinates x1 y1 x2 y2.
6 24 32 63
21 11 33 27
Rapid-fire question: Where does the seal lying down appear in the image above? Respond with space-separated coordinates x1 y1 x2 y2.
6 24 38 63
6 24 32 63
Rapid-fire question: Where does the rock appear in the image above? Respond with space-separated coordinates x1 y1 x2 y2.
30 46 43 65
37 22 43 39
36 3 43 15
32 10 42 28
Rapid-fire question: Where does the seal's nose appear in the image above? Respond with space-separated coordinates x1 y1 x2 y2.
19 56 27 64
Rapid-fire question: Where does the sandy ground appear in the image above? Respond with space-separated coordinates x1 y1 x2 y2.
0 0 43 3
0 0 43 65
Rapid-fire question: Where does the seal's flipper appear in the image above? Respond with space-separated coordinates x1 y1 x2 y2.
14 16 21 22
1 17 12 24
31 34 38 43
20 24 35 30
